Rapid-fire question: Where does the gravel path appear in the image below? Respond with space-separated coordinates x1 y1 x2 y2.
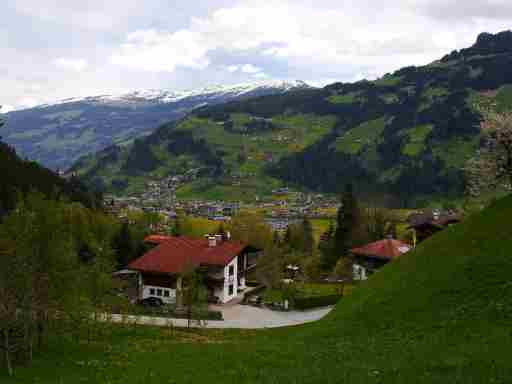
103 305 333 329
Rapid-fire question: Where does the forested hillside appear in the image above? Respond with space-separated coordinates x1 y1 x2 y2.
0 119 101 217
74 31 512 206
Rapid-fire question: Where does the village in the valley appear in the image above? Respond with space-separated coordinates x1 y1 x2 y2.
103 173 341 232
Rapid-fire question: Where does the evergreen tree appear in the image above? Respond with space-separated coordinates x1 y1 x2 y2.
301 217 314 257
112 222 134 267
319 221 336 270
332 184 361 269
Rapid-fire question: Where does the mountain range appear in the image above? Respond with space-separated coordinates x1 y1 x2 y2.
0 80 311 170
71 31 512 206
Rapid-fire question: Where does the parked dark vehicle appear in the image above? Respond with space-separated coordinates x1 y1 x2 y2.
138 297 164 307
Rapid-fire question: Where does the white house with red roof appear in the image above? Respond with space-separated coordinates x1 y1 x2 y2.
350 238 412 281
128 234 259 304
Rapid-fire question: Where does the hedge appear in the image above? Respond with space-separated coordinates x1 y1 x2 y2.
293 294 342 310
122 306 223 321
171 308 223 321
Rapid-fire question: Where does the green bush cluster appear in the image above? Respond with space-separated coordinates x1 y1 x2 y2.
293 294 342 310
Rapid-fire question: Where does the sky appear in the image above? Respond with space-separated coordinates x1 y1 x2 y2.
1 0 512 112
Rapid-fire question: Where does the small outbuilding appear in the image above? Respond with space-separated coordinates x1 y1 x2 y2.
406 209 460 244
350 238 412 281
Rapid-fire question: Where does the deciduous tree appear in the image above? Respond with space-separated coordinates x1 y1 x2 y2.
465 112 512 196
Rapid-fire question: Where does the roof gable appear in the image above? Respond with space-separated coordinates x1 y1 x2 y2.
351 239 412 260
129 236 247 274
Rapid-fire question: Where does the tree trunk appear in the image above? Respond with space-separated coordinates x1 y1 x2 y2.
24 319 33 363
505 144 512 189
3 328 13 377
37 318 44 349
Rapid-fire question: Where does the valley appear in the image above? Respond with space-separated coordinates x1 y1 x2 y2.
2 7 512 382
72 31 512 206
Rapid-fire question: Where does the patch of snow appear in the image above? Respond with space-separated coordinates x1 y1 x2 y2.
0 105 15 114
24 80 314 110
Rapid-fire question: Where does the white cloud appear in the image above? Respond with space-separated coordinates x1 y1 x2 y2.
4 0 512 106
110 0 500 77
54 58 88 72
241 64 262 74
9 0 142 30
111 29 210 72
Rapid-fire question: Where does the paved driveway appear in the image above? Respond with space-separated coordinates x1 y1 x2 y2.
104 305 333 329
209 304 333 328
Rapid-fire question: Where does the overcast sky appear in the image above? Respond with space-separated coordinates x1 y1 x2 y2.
1 0 511 111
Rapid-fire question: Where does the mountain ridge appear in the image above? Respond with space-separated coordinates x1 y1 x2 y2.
27 80 312 111
1 80 312 170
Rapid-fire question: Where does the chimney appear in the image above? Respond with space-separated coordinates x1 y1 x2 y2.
226 231 231 240
215 234 223 244
208 236 217 247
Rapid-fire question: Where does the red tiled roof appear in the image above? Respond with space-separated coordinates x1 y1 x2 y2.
351 239 412 260
129 236 247 274
144 235 173 244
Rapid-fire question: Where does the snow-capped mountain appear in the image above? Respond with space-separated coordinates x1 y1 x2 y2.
1 80 313 170
33 80 310 109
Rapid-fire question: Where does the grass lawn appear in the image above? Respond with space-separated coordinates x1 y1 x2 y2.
3 196 512 383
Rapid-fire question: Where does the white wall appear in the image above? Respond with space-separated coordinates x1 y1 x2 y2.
142 284 176 304
239 253 247 289
219 256 238 303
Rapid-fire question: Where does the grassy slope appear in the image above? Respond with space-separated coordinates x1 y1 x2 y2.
136 113 336 200
5 196 512 383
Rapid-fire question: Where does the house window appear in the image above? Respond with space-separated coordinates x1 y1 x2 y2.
229 265 234 276
228 284 234 295
150 288 155 295
164 290 170 298
157 289 163 297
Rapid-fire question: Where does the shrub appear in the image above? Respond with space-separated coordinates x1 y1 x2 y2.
242 285 266 302
169 309 223 321
293 294 342 310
